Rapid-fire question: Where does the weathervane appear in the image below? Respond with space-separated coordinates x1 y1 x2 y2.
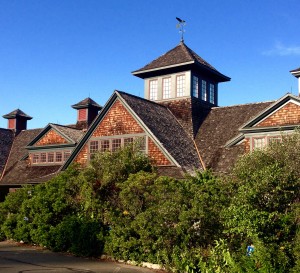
176 17 186 42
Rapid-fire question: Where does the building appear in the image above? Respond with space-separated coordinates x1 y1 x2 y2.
1 41 300 200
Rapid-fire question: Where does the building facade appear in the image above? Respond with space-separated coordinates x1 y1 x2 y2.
1 41 299 200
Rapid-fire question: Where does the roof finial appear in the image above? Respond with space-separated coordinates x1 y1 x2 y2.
176 17 186 42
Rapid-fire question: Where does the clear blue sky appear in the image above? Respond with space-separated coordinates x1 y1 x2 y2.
1 0 299 129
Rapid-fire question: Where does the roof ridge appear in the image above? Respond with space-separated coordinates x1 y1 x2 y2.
214 100 275 109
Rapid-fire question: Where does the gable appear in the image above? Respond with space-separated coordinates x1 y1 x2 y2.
34 128 69 146
73 98 173 166
92 99 144 137
255 101 300 128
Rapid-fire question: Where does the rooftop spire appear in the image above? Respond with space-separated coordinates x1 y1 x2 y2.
176 17 186 42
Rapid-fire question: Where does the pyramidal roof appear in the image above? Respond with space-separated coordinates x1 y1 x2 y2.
132 41 230 81
71 97 102 110
3 109 32 120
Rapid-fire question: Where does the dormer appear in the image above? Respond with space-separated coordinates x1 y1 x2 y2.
132 41 230 107
71 98 102 130
2 109 32 135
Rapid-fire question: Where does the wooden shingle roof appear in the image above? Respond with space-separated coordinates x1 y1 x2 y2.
0 129 15 178
132 41 230 82
195 101 273 173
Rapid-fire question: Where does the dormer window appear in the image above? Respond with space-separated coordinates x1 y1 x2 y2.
149 80 158 100
176 75 185 97
162 77 171 99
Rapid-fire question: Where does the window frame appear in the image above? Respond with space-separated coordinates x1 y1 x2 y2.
176 74 185 97
162 77 171 99
149 79 158 101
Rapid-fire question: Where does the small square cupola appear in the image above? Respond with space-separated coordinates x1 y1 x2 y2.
2 109 32 134
71 97 102 129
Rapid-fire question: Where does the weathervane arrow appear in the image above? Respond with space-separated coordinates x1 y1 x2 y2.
176 17 186 42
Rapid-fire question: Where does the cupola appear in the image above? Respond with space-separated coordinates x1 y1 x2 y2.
132 41 230 137
2 109 32 134
71 97 102 129
132 41 230 106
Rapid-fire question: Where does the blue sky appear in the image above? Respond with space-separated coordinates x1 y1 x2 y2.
0 0 299 129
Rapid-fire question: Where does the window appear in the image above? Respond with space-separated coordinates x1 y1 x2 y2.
100 140 110 152
90 140 99 154
112 139 122 152
192 76 199 98
149 80 158 100
162 78 171 99
56 152 62 162
269 136 282 144
124 137 134 146
201 80 207 101
40 153 47 163
253 137 266 150
48 152 54 163
64 151 71 161
176 75 185 97
33 154 39 163
136 136 146 153
209 84 215 104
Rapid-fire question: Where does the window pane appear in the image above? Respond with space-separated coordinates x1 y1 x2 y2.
48 152 54 163
136 136 146 153
112 139 121 152
64 151 71 161
192 76 199 98
201 80 207 101
209 84 215 104
253 138 266 150
176 75 185 97
56 152 62 162
124 137 134 146
90 140 99 154
33 154 39 163
162 78 171 99
149 80 158 100
100 140 110 152
269 136 282 144
40 153 47 163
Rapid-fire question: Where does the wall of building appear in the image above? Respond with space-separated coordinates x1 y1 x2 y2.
35 129 68 146
256 102 300 127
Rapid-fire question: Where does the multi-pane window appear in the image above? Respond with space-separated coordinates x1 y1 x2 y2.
269 136 282 144
112 139 122 152
100 140 110 152
56 152 62 162
40 153 47 163
33 154 39 163
124 137 134 146
209 84 215 104
90 140 99 154
31 150 71 164
64 151 71 161
149 80 158 101
201 80 207 101
162 78 171 99
253 137 266 150
176 75 185 97
192 76 199 98
48 152 54 163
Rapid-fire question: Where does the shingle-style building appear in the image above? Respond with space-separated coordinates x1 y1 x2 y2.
1 42 299 200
